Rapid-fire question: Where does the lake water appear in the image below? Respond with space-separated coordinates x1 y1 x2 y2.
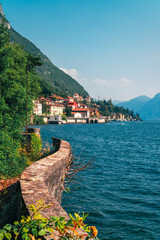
36 121 160 240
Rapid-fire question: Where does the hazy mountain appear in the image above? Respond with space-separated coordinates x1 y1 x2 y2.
139 93 160 120
117 94 160 120
112 100 122 105
117 95 151 113
0 6 89 97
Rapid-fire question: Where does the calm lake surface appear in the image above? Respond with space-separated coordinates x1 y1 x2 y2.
36 121 160 240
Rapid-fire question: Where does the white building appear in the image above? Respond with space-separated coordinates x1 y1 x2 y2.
50 103 65 116
33 100 42 115
71 108 90 118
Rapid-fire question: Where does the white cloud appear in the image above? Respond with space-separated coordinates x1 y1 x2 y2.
93 78 109 86
60 67 86 83
60 68 78 80
59 69 132 100
93 78 131 87
116 78 131 85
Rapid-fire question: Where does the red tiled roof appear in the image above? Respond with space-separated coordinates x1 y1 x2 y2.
50 94 58 98
68 96 74 99
50 95 64 99
72 108 89 112
47 103 64 107
68 102 78 106
68 102 74 105
57 96 64 100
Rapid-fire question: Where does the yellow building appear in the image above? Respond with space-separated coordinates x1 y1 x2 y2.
49 103 65 116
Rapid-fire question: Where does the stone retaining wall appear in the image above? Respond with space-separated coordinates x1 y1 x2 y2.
0 138 71 228
20 138 71 219
20 138 91 239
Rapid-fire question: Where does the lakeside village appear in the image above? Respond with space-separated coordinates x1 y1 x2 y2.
32 93 141 124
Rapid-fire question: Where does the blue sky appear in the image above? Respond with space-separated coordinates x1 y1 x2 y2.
1 0 160 100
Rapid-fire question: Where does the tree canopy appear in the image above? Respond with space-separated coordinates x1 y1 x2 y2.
0 18 42 177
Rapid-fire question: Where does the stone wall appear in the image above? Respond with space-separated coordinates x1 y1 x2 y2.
20 138 71 219
0 138 71 228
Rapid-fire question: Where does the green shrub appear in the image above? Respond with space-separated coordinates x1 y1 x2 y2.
62 114 67 121
0 199 99 240
29 133 42 162
33 116 45 125
0 131 27 178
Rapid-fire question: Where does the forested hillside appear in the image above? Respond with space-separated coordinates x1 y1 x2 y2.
9 27 89 97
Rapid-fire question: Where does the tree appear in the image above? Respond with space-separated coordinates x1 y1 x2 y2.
0 17 42 177
26 53 42 131
65 106 72 117
107 99 114 113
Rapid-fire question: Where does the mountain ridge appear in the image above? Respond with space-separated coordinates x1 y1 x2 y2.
117 95 151 113
117 94 160 120
9 27 89 97
0 5 89 97
139 93 160 120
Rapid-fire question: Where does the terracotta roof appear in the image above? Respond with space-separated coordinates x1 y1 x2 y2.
72 108 89 112
50 94 58 98
68 102 77 105
47 103 64 107
57 96 64 100
68 96 74 99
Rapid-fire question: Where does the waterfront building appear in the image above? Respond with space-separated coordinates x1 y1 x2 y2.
68 101 78 110
118 113 125 120
32 100 42 115
89 107 100 117
49 103 65 116
71 108 90 118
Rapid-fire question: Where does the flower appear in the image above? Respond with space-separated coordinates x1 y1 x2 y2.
89 226 98 237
